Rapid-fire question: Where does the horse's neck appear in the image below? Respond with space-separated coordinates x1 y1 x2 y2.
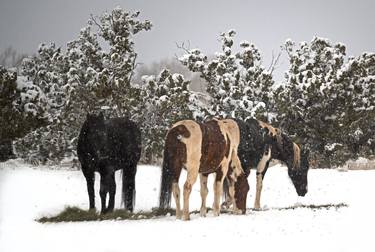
272 143 294 168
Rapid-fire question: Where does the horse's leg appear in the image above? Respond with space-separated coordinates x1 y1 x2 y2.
182 167 199 221
221 178 231 209
172 182 181 219
83 167 95 210
122 164 137 212
107 173 116 212
220 163 236 211
213 160 229 216
171 159 183 219
199 173 208 217
254 147 271 210
99 172 108 214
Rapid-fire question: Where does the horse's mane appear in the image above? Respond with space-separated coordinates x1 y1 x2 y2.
257 120 283 146
257 120 301 169
292 142 301 169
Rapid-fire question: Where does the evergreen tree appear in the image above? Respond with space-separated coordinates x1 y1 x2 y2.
275 37 375 166
0 66 46 161
333 52 375 160
140 69 200 162
179 30 275 121
16 7 152 163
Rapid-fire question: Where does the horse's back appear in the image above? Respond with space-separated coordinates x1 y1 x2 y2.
235 118 271 173
106 117 141 163
198 119 230 174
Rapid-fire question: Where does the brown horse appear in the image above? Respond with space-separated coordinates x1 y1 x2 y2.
159 118 244 220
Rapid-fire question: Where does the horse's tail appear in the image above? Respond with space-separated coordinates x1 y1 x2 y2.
159 140 174 209
121 163 137 212
159 124 190 209
122 164 137 212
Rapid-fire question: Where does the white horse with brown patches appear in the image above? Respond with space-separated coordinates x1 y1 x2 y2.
159 118 243 220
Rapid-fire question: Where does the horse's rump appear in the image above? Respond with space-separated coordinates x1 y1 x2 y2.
77 114 141 213
105 118 142 165
199 120 230 174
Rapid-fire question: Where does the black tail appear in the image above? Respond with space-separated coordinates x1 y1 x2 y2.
159 142 174 209
122 164 137 212
159 124 189 209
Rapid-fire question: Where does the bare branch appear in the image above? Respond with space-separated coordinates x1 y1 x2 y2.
268 50 282 74
176 41 191 54
90 14 105 34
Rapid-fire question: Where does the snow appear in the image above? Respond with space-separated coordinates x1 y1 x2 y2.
325 143 342 151
239 40 250 48
1 160 374 252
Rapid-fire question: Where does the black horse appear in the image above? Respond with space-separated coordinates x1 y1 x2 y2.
224 118 309 212
77 113 141 214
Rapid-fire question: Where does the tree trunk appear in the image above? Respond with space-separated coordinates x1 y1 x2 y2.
0 139 15 162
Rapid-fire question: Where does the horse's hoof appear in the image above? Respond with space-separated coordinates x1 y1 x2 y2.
232 208 244 215
101 208 113 215
221 201 231 210
182 213 190 221
199 207 207 217
254 204 261 210
200 209 207 217
88 208 97 213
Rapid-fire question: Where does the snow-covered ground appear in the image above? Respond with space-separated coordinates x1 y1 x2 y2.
0 160 374 252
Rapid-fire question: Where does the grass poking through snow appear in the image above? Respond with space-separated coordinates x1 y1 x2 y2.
37 207 175 223
37 203 348 223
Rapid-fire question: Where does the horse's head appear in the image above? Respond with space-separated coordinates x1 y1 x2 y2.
85 113 108 160
288 145 310 197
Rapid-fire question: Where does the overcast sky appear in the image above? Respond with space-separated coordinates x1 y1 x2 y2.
0 0 374 80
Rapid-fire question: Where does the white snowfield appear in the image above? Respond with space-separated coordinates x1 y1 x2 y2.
0 160 374 252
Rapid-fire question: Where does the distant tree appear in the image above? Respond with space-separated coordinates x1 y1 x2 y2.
0 47 27 68
179 30 275 121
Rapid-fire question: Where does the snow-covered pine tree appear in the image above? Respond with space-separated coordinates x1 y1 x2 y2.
15 43 70 163
275 37 375 166
17 7 152 164
0 66 46 161
140 69 201 162
275 37 345 150
333 52 375 161
179 30 275 121
66 7 151 118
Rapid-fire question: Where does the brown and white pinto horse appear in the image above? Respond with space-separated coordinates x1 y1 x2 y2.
159 119 243 220
223 118 310 212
